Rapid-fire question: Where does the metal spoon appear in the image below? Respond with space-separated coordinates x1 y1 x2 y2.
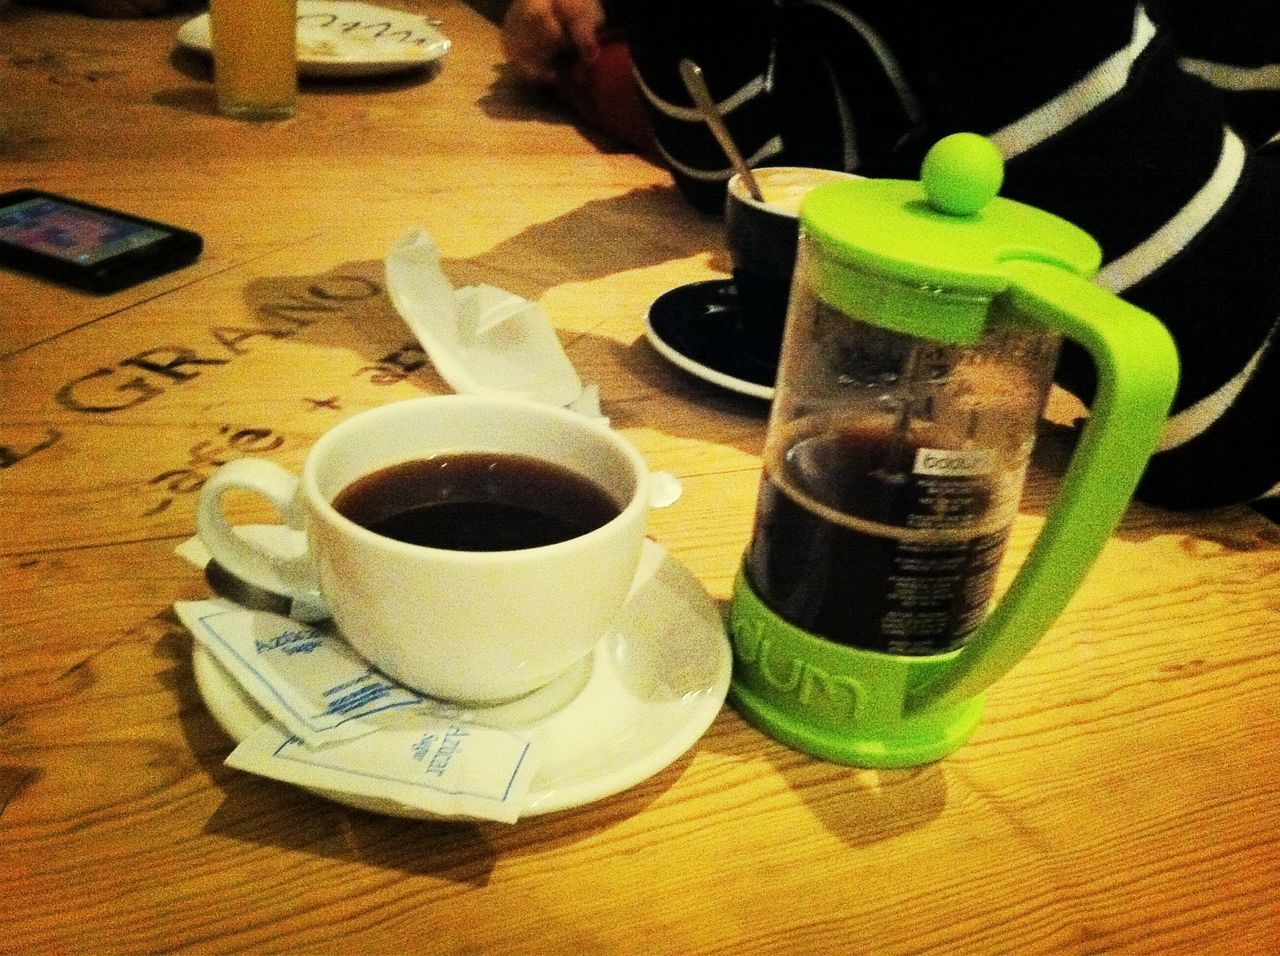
678 58 764 202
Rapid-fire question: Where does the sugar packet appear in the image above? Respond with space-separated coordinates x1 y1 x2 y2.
226 720 537 823
177 598 542 822
176 599 423 746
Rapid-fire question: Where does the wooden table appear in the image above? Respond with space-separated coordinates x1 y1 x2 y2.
2 3 1278 952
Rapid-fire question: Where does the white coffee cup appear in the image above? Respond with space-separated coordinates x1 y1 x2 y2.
196 395 651 704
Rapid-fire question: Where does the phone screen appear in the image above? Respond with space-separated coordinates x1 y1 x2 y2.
0 196 173 266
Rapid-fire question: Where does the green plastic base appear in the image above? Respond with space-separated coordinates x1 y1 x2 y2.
728 568 986 769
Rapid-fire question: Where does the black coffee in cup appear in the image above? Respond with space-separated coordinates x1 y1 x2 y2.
332 453 621 552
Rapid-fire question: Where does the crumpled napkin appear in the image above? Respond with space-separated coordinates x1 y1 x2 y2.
384 228 682 508
385 229 603 420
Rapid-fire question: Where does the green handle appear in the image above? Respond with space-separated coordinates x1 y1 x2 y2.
906 259 1179 716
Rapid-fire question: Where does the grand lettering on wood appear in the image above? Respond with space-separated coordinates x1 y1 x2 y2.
0 275 388 475
55 276 383 415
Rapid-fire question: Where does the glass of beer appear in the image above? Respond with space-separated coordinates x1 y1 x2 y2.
208 0 297 121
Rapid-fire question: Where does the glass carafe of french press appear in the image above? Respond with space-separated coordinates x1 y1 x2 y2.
729 134 1179 767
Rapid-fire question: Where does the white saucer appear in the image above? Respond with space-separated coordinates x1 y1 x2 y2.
177 1 451 80
193 539 732 818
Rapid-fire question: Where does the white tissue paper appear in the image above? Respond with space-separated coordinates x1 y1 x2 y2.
385 229 603 420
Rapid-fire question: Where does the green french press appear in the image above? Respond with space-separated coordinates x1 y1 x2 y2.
728 134 1179 767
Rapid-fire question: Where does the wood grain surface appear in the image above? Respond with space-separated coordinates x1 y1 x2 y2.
2 3 1278 952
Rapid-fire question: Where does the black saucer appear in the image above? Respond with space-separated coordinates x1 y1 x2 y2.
644 280 779 399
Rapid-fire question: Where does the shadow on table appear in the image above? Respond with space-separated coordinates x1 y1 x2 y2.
477 64 649 158
694 705 950 849
0 763 43 818
221 182 770 463
781 758 951 850
234 183 712 318
441 185 722 299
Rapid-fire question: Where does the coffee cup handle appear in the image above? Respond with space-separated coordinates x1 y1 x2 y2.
196 459 329 621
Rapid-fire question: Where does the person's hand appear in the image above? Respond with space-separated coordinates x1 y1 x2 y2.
501 0 606 85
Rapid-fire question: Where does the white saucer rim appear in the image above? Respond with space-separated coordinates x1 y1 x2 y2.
191 539 732 819
644 280 776 401
176 0 451 79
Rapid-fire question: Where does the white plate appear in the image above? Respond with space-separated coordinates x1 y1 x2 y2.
193 539 733 818
177 1 451 79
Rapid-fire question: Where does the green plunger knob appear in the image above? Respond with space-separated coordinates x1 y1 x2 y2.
921 133 1005 217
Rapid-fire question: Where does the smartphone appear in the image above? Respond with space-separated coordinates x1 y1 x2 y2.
0 189 203 294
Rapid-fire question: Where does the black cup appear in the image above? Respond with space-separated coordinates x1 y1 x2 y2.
725 167 859 371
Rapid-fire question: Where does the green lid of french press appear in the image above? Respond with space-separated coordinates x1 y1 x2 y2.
800 133 1103 344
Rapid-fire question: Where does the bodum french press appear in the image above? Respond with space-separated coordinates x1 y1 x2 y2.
729 134 1179 767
